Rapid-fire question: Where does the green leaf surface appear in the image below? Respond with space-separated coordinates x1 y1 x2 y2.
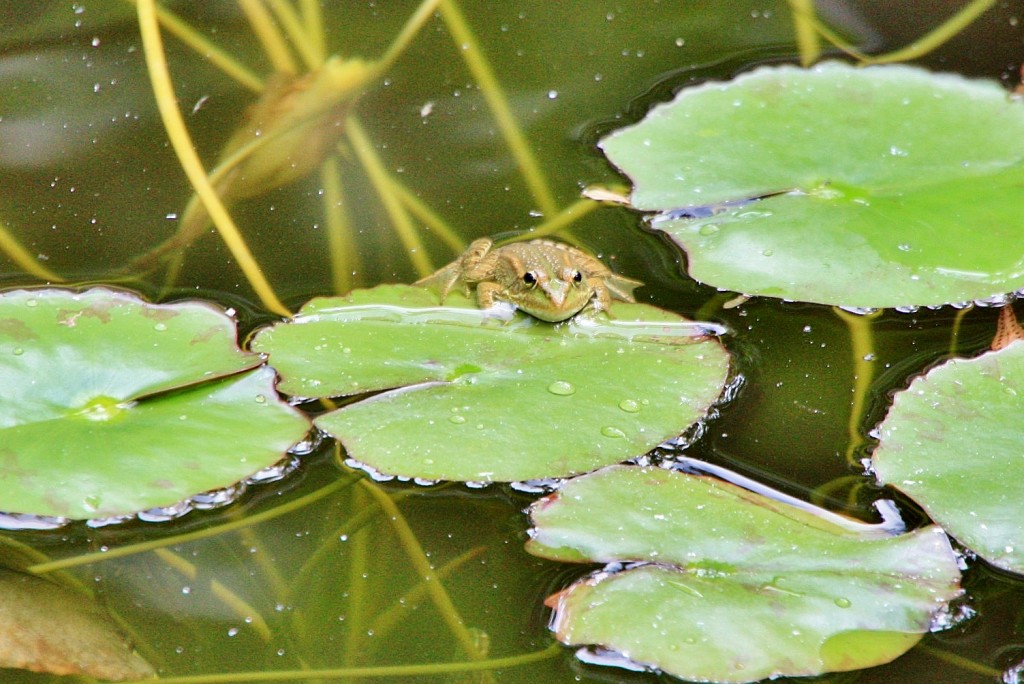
527 465 961 683
872 341 1024 574
600 62 1024 308
251 285 729 482
0 288 309 519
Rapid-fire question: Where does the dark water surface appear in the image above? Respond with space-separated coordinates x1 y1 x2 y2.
2 1 1024 682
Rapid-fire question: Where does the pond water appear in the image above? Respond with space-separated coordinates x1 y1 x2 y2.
2 1 1024 682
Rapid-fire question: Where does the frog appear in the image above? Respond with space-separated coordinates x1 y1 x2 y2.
415 237 642 322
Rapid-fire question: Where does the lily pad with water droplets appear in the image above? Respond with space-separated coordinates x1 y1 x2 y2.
527 465 962 684
601 62 1024 308
250 285 729 482
872 340 1024 575
0 288 309 520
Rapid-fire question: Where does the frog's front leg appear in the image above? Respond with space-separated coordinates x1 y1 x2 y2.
587 279 613 316
474 281 518 320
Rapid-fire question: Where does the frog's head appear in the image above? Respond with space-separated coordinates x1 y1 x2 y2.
498 259 594 322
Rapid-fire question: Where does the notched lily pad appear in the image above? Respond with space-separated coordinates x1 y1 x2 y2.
0 569 154 681
601 62 1024 308
0 287 310 519
251 285 729 482
872 340 1024 575
527 465 962 683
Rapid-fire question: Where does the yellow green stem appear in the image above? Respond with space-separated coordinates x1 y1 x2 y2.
787 0 821 66
522 197 600 241
948 305 972 355
0 218 63 282
136 0 291 316
148 643 561 683
857 0 998 65
833 307 881 466
346 117 434 277
377 0 444 74
153 547 272 641
238 0 299 74
321 157 359 294
393 182 466 254
299 0 326 67
268 0 322 70
359 480 490 666
27 475 356 574
119 0 264 92
438 0 558 218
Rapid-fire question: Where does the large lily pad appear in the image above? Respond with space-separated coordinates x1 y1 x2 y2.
0 288 309 519
251 285 729 482
527 465 962 683
600 62 1024 308
872 340 1024 575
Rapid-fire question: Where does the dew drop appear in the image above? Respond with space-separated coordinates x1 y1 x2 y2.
255 394 267 404
698 224 720 236
448 414 467 424
618 399 641 413
547 380 576 396
11 348 22 356
25 299 37 308
153 322 168 332
601 426 626 439
834 597 852 608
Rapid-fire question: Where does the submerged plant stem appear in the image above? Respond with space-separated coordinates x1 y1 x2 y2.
787 0 821 66
27 475 357 574
858 0 997 65
834 307 881 467
438 0 558 218
154 547 273 642
151 643 560 683
322 157 359 294
346 117 434 277
120 0 264 92
0 218 63 282
136 0 290 316
238 0 299 74
299 0 326 67
520 196 599 242
359 480 493 671
377 0 444 74
267 0 321 71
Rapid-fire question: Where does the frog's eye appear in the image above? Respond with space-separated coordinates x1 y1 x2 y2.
571 270 583 283
522 272 537 285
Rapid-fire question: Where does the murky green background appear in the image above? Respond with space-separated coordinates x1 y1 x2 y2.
2 1 1024 682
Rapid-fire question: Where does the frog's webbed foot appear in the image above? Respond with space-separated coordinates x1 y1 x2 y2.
414 263 463 302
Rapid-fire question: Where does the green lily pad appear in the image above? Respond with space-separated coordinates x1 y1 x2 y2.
600 62 1024 308
0 288 309 519
872 340 1024 574
527 465 962 683
250 285 729 482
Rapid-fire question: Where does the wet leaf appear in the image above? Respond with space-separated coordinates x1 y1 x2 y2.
0 569 154 681
0 287 309 519
527 465 962 683
251 285 729 482
872 340 1024 574
601 62 1024 308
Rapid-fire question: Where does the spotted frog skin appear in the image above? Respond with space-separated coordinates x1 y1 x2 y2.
415 238 642 322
